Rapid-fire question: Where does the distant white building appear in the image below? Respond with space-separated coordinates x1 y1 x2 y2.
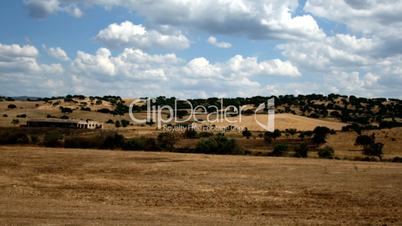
27 118 103 129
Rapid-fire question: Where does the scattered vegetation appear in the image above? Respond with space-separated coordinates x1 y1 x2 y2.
318 146 335 159
7 104 17 109
294 143 309 158
195 134 244 155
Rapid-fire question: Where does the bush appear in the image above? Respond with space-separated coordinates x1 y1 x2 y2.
98 108 112 114
157 132 179 150
30 135 39 144
318 146 335 159
0 131 30 144
64 135 102 149
242 128 252 139
195 134 244 155
3 114 8 117
43 132 63 147
100 133 125 149
392 156 402 163
183 128 198 139
312 134 327 145
121 119 130 128
294 143 309 158
198 131 213 138
80 107 91 111
106 119 114 124
7 104 17 109
363 142 384 160
271 143 288 156
115 120 121 128
122 137 159 151
11 119 19 125
355 135 374 147
16 114 27 118
60 106 73 113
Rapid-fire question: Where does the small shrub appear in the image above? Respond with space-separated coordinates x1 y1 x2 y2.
106 119 114 124
318 146 335 159
60 115 69 119
294 143 309 158
242 128 252 139
11 119 19 125
30 135 39 144
363 142 384 160
0 132 30 144
60 106 73 113
199 131 213 138
115 120 121 128
355 135 374 147
16 114 27 118
183 128 198 139
43 132 63 147
157 132 179 150
122 137 159 151
195 134 244 155
3 114 7 117
121 119 130 128
98 108 112 114
7 104 17 109
80 107 91 111
100 133 125 149
271 143 288 156
392 156 402 163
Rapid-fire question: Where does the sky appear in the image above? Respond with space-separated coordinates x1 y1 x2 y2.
0 0 401 98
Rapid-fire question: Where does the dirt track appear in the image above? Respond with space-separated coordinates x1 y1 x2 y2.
1 146 402 225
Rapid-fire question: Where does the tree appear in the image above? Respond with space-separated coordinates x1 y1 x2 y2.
195 134 243 155
294 143 309 158
184 128 198 139
286 128 297 138
363 143 384 160
7 104 17 109
157 132 179 151
242 128 252 139
312 126 331 145
318 146 335 159
121 119 130 127
271 143 288 156
355 135 374 149
272 129 282 140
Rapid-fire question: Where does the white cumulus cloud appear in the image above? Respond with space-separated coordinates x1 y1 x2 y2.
207 36 232 49
44 46 69 61
96 21 190 50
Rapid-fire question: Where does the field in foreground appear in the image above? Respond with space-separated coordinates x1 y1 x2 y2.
1 146 402 225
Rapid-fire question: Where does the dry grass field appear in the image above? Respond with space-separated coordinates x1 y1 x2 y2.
1 146 402 225
327 127 402 159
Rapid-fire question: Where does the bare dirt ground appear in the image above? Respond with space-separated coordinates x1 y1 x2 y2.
1 146 402 225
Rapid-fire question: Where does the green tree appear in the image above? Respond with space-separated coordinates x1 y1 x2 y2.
294 143 309 158
363 143 384 160
271 143 288 156
318 146 335 159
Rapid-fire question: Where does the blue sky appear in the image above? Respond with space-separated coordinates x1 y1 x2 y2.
0 0 401 98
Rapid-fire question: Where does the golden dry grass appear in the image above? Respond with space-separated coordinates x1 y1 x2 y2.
0 146 401 225
209 113 347 131
327 127 402 159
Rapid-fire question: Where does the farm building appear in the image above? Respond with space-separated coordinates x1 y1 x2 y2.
26 119 103 129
